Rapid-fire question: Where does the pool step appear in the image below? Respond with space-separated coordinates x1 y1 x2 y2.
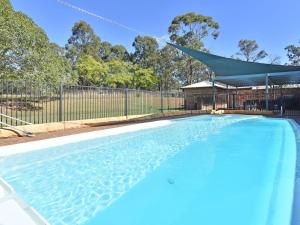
0 178 50 225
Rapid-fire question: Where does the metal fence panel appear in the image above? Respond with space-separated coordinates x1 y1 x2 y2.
0 80 184 126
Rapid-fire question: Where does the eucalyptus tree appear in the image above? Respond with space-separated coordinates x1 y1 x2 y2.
99 42 129 62
76 55 108 85
0 0 74 83
99 41 112 61
235 39 268 62
268 55 281 65
168 12 220 85
157 45 180 90
110 45 130 62
285 40 300 65
132 35 160 69
66 20 101 64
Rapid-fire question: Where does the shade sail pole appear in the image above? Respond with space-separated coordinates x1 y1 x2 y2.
226 84 229 109
265 74 269 110
212 79 216 110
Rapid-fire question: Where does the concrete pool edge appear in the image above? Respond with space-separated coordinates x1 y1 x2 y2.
287 119 300 225
0 120 172 157
0 178 50 225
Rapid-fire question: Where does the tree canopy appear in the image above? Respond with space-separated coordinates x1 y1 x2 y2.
168 12 219 85
66 20 101 64
1 0 297 90
285 40 300 66
132 36 159 69
0 0 74 83
235 39 268 62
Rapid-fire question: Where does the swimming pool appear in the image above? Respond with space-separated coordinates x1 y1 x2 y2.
0 115 297 225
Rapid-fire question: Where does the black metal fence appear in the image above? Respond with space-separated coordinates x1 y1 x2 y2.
0 80 184 126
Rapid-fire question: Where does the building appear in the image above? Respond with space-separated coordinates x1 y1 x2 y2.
182 80 300 111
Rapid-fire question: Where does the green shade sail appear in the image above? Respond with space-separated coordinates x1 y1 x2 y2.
168 43 300 86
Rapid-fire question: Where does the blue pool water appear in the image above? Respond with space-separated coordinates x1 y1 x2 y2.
0 115 297 225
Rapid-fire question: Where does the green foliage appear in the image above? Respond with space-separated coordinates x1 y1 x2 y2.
66 20 101 63
235 39 268 62
132 36 159 69
99 41 112 61
0 0 74 83
110 45 130 61
76 55 108 85
105 60 132 88
285 41 300 65
157 45 180 90
0 0 13 12
168 12 219 85
131 66 157 89
99 42 129 62
104 60 158 89
168 12 219 48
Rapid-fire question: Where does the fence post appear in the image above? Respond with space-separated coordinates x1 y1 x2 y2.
160 88 164 113
124 88 128 117
212 80 216 110
59 83 63 122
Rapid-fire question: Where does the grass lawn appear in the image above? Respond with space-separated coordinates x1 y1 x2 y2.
0 91 184 126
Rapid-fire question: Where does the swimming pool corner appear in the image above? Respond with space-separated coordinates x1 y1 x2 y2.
0 177 51 225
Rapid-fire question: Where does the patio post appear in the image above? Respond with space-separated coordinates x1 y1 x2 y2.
265 74 269 111
212 80 216 110
234 87 238 109
226 84 229 109
280 85 283 116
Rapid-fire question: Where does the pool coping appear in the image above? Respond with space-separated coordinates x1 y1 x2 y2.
287 119 300 225
0 120 172 158
0 178 50 225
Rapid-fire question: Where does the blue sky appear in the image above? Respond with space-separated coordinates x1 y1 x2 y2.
11 0 300 63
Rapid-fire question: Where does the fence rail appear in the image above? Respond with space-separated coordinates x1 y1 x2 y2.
0 80 184 126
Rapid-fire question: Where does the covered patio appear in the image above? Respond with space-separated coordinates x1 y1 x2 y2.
169 43 300 114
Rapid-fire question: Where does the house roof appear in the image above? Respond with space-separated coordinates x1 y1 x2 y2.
181 81 237 90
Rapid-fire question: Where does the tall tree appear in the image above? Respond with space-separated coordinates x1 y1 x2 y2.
110 45 130 61
168 12 219 48
66 20 101 64
0 0 74 83
157 45 180 90
285 40 300 65
131 65 157 90
132 36 159 69
235 39 268 62
268 54 281 65
168 12 219 85
76 55 108 85
99 42 129 62
105 60 133 88
99 41 112 61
